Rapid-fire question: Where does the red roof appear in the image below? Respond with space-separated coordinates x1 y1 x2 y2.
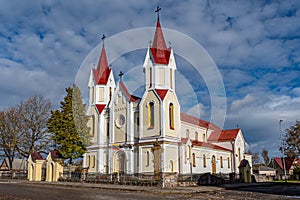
155 89 168 100
150 19 171 65
95 104 106 114
192 140 232 152
120 82 141 102
208 129 240 142
50 150 64 160
30 152 43 161
180 113 221 133
93 46 111 85
273 157 300 170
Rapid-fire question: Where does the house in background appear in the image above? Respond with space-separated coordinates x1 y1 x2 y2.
269 157 300 179
0 158 27 172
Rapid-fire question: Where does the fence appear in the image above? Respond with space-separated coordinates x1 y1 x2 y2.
0 171 27 179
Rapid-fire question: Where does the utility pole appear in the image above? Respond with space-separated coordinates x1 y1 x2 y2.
279 119 287 180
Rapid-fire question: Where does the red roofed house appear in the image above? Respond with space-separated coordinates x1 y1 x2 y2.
83 11 251 179
269 157 300 179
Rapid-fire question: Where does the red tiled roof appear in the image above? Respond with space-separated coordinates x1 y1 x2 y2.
30 152 43 161
120 82 141 102
192 140 232 152
208 129 240 142
95 104 106 114
180 113 221 133
273 157 299 170
93 46 111 85
150 19 171 65
50 150 64 160
155 89 168 100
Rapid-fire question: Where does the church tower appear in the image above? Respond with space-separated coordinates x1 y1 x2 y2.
85 38 116 173
139 8 181 174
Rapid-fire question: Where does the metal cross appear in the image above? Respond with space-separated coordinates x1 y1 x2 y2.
119 71 124 82
101 34 106 42
155 6 161 19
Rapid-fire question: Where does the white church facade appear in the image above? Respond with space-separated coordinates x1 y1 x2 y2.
83 15 252 178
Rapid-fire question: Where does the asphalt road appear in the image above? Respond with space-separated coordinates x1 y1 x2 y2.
0 181 299 200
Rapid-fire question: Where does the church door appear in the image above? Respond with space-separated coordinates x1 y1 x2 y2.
212 155 216 174
118 151 126 175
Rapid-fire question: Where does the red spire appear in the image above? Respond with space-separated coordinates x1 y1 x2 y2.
150 18 171 65
93 46 111 85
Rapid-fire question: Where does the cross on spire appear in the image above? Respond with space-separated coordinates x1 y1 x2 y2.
119 71 124 82
155 6 161 20
101 34 106 47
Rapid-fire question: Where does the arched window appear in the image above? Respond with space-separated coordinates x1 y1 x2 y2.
170 160 174 173
195 132 199 141
91 87 94 103
203 133 206 142
220 156 223 168
186 129 190 139
146 151 150 167
169 103 174 130
188 145 192 160
90 116 95 136
109 87 112 102
92 155 95 168
238 148 241 162
148 102 154 128
203 154 206 167
228 157 230 168
87 155 90 168
192 153 196 167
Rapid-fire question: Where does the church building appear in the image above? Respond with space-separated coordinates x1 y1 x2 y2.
83 13 251 178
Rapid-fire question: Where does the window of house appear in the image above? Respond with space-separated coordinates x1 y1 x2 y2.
195 132 198 141
192 153 196 167
148 102 154 128
203 154 206 167
90 116 95 137
169 103 174 129
220 156 223 168
109 87 112 102
188 145 192 160
203 133 206 142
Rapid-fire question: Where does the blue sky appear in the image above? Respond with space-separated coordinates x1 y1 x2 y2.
1 0 300 159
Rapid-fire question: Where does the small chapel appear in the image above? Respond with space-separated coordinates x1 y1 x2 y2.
83 11 252 180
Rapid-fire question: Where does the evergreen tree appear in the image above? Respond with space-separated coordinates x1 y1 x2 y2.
284 121 300 158
48 85 90 164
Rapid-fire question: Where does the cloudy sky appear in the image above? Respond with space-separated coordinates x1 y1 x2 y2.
1 0 300 159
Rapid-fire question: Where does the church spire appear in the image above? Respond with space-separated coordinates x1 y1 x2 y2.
93 34 111 85
150 7 171 65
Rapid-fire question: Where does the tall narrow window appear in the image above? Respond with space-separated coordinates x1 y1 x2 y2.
195 132 199 141
220 156 223 168
149 68 152 88
228 157 230 168
170 160 174 173
203 133 206 142
91 87 94 104
203 154 206 167
169 103 174 130
146 151 150 167
170 69 173 89
186 129 190 139
106 120 109 142
192 153 196 167
92 155 95 168
90 116 95 137
238 148 241 162
87 155 90 168
188 145 191 160
148 102 154 128
109 87 112 102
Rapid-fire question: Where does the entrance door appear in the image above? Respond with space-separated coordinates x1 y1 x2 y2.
118 151 126 175
212 155 216 174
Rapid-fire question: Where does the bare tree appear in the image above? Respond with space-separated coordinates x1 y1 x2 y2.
245 150 261 164
261 148 270 166
17 96 52 157
0 108 22 169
